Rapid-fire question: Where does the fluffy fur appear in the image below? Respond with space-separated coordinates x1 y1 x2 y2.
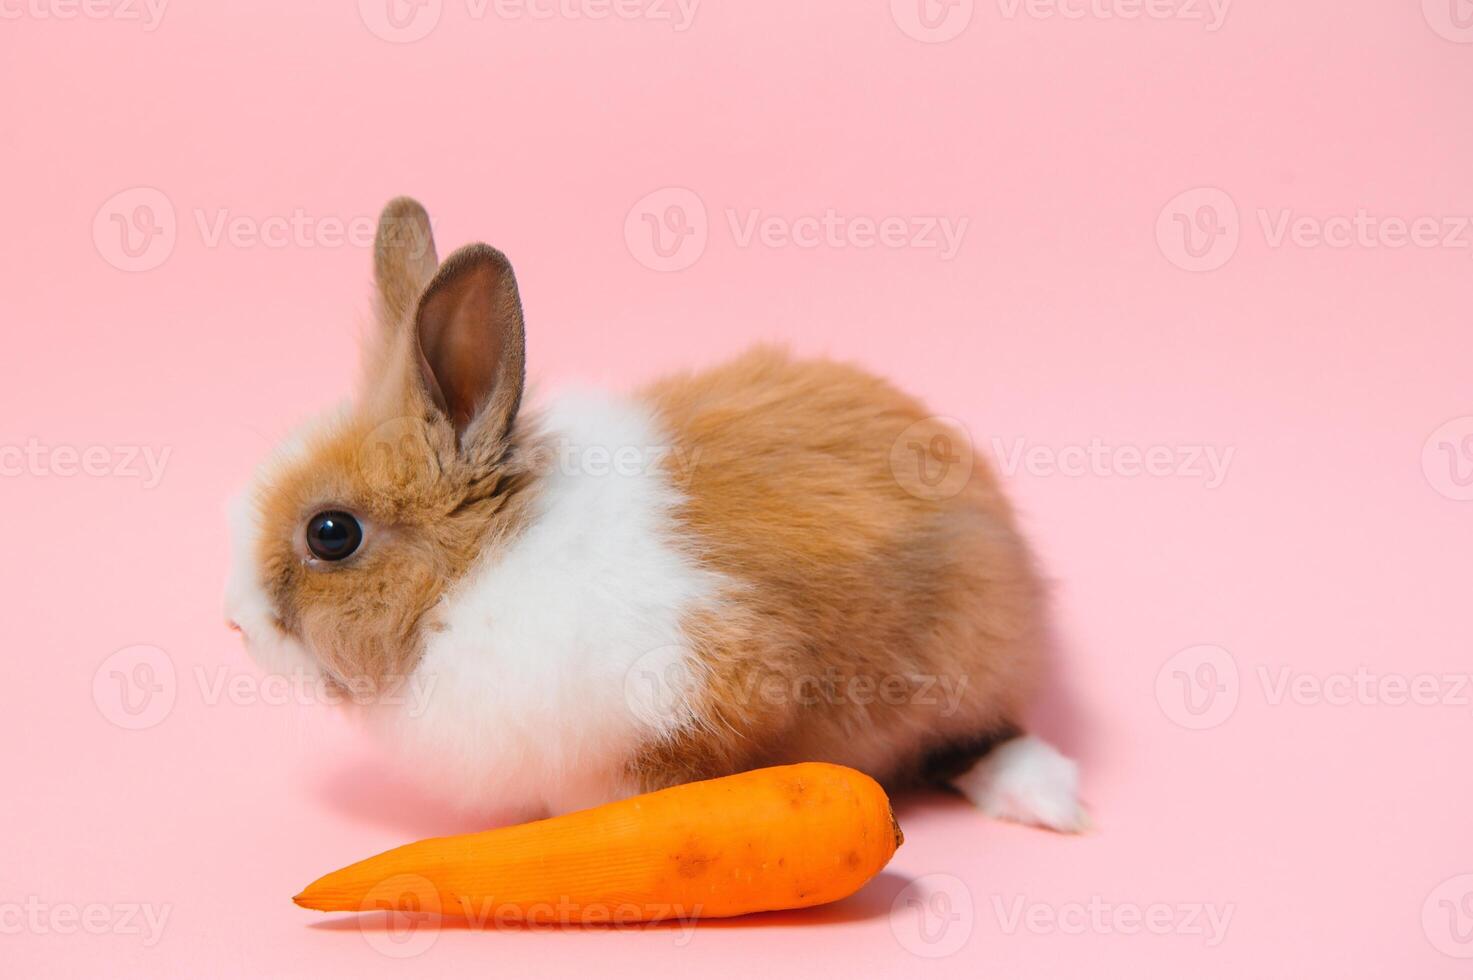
373 391 728 815
225 197 1084 831
629 350 1048 796
953 734 1089 833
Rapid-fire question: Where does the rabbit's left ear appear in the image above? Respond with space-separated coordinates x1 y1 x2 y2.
412 243 526 449
373 197 439 326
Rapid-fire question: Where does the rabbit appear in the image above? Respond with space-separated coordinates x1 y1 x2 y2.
224 196 1086 832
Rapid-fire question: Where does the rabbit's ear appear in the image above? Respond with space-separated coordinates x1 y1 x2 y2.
373 197 439 328
413 243 526 449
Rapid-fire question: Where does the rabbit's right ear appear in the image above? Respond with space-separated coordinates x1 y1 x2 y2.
373 197 439 328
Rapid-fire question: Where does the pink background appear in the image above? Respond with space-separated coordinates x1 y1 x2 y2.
3 1 1472 976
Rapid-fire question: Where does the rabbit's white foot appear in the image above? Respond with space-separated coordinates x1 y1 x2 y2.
953 734 1090 833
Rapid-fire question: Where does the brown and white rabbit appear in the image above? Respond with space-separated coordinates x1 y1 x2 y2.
224 197 1086 831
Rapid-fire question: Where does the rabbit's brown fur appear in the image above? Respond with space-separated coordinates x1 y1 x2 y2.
629 349 1045 790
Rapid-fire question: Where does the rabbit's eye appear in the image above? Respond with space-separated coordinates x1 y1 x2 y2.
305 511 362 562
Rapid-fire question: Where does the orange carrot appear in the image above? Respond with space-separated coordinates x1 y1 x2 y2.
294 763 902 924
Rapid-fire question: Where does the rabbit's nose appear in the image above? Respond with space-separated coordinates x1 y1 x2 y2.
226 619 242 634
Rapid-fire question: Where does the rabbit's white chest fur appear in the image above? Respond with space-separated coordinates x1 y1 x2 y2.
374 390 722 817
